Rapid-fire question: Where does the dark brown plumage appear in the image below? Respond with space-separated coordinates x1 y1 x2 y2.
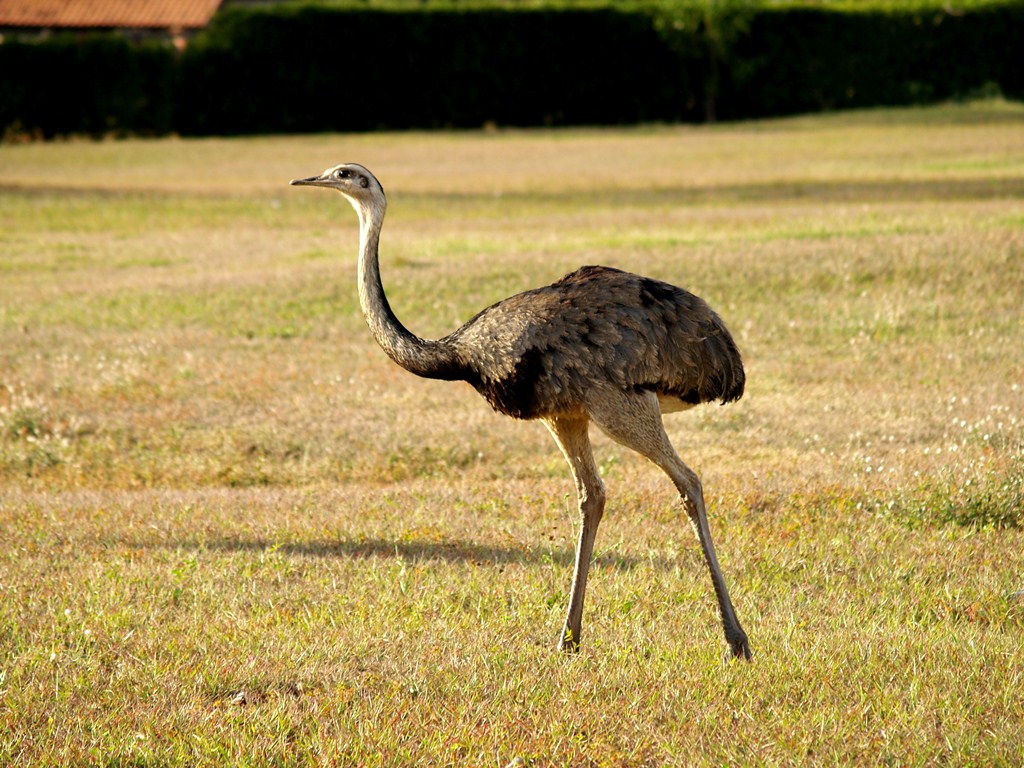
291 163 751 660
448 265 745 420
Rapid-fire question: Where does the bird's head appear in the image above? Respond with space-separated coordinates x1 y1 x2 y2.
290 163 386 213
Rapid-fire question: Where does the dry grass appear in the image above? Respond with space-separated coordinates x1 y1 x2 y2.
2 100 1023 765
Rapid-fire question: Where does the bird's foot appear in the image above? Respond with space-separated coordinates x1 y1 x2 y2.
725 630 752 662
558 627 581 654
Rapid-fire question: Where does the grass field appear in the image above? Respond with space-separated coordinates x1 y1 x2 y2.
2 100 1023 765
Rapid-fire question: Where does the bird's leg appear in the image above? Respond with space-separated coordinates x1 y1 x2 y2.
674 467 751 661
586 388 750 661
544 415 606 653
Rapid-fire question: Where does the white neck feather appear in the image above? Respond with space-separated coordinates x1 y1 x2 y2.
349 194 463 381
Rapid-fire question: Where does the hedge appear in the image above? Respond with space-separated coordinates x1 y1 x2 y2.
0 34 176 138
176 6 694 134
1 2 1020 138
720 3 1024 118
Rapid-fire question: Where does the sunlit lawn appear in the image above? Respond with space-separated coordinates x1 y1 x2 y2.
1 100 1023 765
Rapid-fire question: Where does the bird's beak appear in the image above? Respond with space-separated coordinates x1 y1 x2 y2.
290 175 327 187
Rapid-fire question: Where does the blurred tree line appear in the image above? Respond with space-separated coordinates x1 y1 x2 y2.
2 0 1021 138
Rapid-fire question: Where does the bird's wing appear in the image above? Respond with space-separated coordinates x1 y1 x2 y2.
449 266 743 419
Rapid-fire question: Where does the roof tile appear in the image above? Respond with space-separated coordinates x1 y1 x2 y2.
0 0 223 29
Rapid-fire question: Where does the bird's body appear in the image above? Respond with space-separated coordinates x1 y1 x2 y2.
444 265 745 421
291 163 751 660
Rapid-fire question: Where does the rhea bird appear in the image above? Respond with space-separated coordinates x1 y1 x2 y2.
291 163 751 660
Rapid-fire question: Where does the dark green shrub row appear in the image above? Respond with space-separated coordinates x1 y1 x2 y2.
719 3 1024 118
1 2 1020 138
176 6 694 134
0 34 176 138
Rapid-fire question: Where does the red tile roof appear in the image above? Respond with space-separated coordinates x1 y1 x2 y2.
0 0 223 29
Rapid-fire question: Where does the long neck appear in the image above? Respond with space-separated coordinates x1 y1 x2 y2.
353 196 463 381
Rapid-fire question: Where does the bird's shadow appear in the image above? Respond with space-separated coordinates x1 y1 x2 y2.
149 533 675 573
